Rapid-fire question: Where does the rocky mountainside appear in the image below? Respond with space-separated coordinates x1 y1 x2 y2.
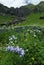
0 1 44 17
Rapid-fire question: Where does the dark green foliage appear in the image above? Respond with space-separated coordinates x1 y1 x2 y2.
0 1 44 17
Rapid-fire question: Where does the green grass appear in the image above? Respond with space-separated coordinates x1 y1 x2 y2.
0 12 44 26
0 26 44 46
0 15 14 24
16 12 44 26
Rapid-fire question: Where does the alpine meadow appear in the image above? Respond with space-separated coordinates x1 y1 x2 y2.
0 1 44 65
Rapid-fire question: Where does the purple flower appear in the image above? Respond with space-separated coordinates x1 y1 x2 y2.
6 46 25 57
6 46 14 51
19 49 25 57
13 46 20 53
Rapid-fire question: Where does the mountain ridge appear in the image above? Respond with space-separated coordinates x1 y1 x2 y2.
0 1 44 17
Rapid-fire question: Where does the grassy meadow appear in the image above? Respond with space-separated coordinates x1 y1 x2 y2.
0 26 44 65
0 12 44 65
0 15 14 24
16 12 44 26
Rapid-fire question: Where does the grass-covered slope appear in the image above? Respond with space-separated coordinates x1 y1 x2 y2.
16 12 44 26
0 15 14 24
0 1 44 26
0 12 44 26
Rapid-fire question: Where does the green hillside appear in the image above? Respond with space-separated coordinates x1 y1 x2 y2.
16 12 44 26
0 15 14 24
0 12 44 26
0 2 44 26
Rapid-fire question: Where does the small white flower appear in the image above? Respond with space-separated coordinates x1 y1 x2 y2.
10 41 13 43
26 49 28 52
30 30 33 33
12 35 17 39
38 30 41 32
9 37 13 41
34 34 36 37
27 29 29 32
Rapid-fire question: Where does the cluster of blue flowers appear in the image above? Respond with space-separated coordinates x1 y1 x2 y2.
6 46 25 57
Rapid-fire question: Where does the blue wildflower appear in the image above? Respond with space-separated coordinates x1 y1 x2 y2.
19 49 25 57
6 46 25 57
6 46 14 51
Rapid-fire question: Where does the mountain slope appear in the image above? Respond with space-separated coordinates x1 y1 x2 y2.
0 1 44 26
16 12 44 26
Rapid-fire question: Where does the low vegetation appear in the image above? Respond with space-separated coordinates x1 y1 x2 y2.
0 1 44 65
0 26 44 65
